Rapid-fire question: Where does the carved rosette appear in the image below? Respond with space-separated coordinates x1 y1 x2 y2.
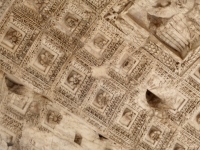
47 110 62 125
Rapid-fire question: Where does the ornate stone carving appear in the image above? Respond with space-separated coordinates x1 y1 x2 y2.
149 129 161 141
2 27 22 47
47 110 62 125
1 26 24 52
32 48 57 73
92 90 111 110
64 14 79 29
22 34 69 89
121 58 136 72
65 70 84 90
24 0 50 13
194 67 200 79
38 50 54 67
10 94 28 109
34 0 50 12
93 34 109 50
119 108 134 127
29 101 41 114
1 0 200 149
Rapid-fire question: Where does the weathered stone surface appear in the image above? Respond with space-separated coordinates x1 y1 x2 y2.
0 0 200 150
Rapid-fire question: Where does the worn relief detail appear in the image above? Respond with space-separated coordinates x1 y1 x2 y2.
1 0 200 150
1 27 22 49
84 30 112 59
46 110 63 128
1 27 23 51
148 128 162 142
33 48 57 73
24 0 50 12
196 113 200 124
65 71 83 89
64 12 80 32
8 93 31 114
92 89 112 111
119 108 135 128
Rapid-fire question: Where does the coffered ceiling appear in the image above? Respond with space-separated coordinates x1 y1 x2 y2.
0 0 200 150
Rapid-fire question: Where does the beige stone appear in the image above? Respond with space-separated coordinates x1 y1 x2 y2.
0 0 200 149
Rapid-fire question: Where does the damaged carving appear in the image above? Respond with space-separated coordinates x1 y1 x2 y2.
47 110 62 125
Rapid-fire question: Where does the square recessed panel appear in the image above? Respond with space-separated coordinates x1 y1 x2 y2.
63 12 82 35
107 48 142 87
54 58 95 106
92 89 112 112
85 33 111 59
83 79 126 126
23 0 62 20
54 3 97 39
82 0 111 12
61 68 86 93
145 126 162 146
121 58 136 73
32 48 58 74
76 19 124 66
12 95 27 109
0 25 25 52
40 105 63 130
22 34 70 89
168 93 188 114
114 52 138 76
8 93 32 114
93 33 109 50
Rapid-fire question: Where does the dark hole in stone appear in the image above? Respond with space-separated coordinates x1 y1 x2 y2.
5 77 21 89
5 78 24 95
7 142 13 147
74 133 82 145
146 90 162 108
99 134 107 140
174 144 185 150
123 60 129 67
